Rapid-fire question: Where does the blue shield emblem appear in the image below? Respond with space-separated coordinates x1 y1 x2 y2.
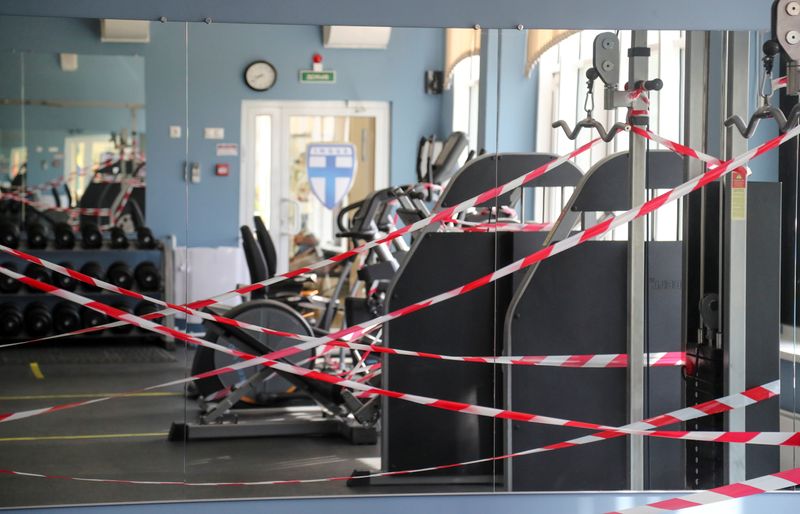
306 143 358 209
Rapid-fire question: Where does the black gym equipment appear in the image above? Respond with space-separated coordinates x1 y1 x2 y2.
0 303 23 338
106 261 134 289
0 262 21 294
53 222 75 249
51 262 79 291
110 302 134 334
134 261 160 291
25 221 49 249
80 306 107 333
0 220 20 249
136 226 157 249
79 261 103 292
23 263 50 293
109 226 130 249
80 223 103 249
24 301 52 337
52 301 81 334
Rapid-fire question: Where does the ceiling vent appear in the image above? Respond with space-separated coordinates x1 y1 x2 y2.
100 19 151 43
322 26 391 49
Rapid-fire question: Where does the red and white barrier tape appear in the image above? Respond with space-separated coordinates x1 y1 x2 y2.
449 221 555 233
608 467 800 514
2 138 605 346
0 265 792 454
630 127 721 166
0 193 112 217
0 380 779 487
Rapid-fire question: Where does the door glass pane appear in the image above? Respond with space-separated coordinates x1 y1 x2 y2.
253 114 272 226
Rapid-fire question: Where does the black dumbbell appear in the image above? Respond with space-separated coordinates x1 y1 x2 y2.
80 223 103 249
109 227 129 249
80 306 107 334
79 261 103 292
106 261 133 289
24 301 52 337
51 262 79 291
26 221 49 249
134 301 159 332
0 262 21 294
110 302 134 334
53 222 75 249
136 226 157 249
52 301 81 333
0 220 20 249
24 263 50 293
0 303 23 337
134 261 160 291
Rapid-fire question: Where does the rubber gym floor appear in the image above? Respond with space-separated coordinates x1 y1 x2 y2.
0 340 490 508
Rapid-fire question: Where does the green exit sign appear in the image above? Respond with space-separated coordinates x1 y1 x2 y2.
300 70 336 84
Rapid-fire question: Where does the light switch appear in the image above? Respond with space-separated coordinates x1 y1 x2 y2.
204 127 225 140
169 125 182 138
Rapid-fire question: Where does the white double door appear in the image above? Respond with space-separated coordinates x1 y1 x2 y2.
241 101 389 274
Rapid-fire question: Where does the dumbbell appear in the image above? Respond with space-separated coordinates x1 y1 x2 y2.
80 306 107 334
136 226 157 249
24 263 50 293
79 261 103 292
52 301 81 333
53 222 75 249
106 261 134 289
0 303 23 337
26 221 48 249
109 227 129 249
110 302 134 334
24 301 52 337
51 262 79 291
134 261 161 291
0 262 21 294
80 223 103 249
0 220 20 249
134 301 159 332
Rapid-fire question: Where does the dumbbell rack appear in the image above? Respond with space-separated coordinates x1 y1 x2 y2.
0 237 176 349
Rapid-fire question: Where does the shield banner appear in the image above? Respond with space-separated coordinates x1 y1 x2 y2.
306 143 357 209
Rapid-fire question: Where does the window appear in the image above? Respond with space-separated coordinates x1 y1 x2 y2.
450 54 480 153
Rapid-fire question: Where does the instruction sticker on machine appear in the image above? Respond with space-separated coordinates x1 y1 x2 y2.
731 167 747 220
306 143 357 209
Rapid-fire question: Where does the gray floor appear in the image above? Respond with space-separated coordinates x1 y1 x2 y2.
0 340 489 508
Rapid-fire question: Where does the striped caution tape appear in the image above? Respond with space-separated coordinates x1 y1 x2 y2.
447 221 556 233
0 264 794 454
608 467 800 514
0 138 607 346
0 193 113 217
3 121 796 387
0 380 780 487
0 245 688 370
630 127 722 166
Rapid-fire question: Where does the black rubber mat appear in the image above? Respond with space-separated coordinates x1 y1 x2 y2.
0 343 177 365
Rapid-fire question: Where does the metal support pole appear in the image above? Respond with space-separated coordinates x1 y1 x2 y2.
721 30 749 483
627 29 648 491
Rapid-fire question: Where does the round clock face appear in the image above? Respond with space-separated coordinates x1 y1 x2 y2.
244 61 277 91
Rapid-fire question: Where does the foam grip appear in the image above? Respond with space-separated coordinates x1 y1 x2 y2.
0 302 23 337
136 226 156 249
52 301 81 333
52 262 79 291
80 223 103 249
24 263 51 293
110 302 134 334
106 261 134 289
53 222 75 249
26 221 49 249
0 220 20 249
80 306 107 334
134 261 160 291
109 227 129 249
24 301 52 337
79 261 103 292
0 262 21 294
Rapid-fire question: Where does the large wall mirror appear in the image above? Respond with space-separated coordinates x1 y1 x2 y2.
0 12 797 514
